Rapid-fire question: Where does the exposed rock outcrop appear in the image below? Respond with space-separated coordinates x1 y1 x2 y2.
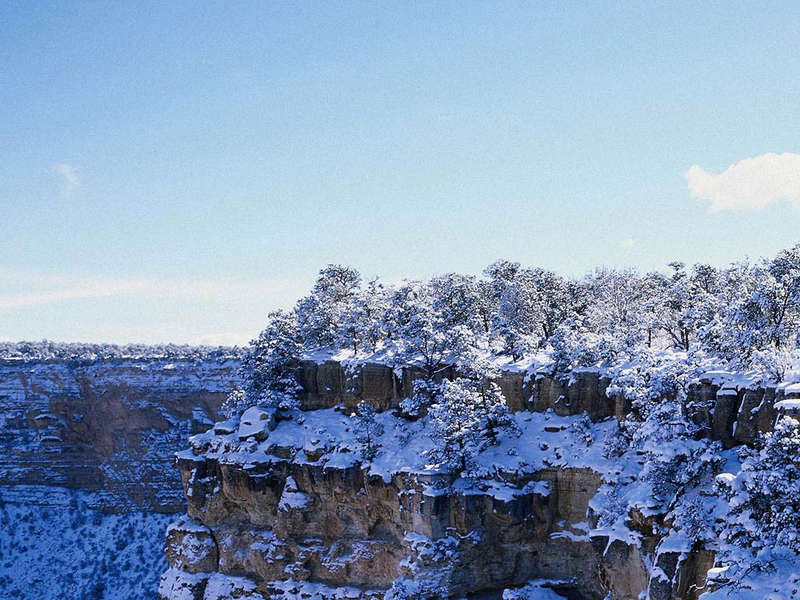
161 449 634 599
295 360 615 420
2 355 788 600
686 378 780 448
0 358 239 512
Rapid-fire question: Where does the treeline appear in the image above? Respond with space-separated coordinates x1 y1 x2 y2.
237 244 800 412
0 341 244 363
230 246 800 585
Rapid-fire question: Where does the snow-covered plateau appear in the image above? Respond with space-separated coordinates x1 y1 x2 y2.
161 254 800 600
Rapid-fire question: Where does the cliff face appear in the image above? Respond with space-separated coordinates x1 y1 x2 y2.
163 457 619 599
2 357 775 515
1 356 785 599
0 357 240 600
0 358 239 512
160 363 756 600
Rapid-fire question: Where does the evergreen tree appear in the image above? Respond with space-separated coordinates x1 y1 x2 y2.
351 401 385 462
719 416 800 557
240 310 302 410
426 378 514 474
336 277 389 353
385 281 474 379
296 264 362 347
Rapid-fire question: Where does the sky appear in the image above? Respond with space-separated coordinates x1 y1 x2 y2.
2 1 800 345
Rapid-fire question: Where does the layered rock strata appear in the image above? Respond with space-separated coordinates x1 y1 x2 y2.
0 358 239 512
1 354 786 599
160 360 792 600
160 422 633 599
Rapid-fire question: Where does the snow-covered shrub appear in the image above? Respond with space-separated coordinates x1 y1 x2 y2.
548 318 612 373
719 417 800 560
606 349 695 421
670 494 714 545
220 390 248 419
399 379 439 419
386 533 463 600
351 401 385 462
426 378 515 475
749 347 795 383
568 414 595 446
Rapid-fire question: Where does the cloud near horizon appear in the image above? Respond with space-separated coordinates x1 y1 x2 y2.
686 152 800 211
0 270 307 311
0 269 313 345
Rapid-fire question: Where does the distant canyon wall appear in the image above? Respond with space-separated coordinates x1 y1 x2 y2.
0 358 239 512
1 357 791 514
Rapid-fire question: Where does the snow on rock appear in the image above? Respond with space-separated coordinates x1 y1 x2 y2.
0 355 240 600
237 406 276 441
775 398 800 415
278 476 310 511
0 486 174 600
502 580 570 600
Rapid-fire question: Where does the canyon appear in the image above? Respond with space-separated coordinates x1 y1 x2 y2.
159 360 787 600
0 356 239 599
1 355 791 599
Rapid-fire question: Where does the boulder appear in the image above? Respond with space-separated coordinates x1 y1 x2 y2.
237 407 276 441
165 516 219 573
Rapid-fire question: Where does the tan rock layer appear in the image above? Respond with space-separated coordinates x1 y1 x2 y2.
166 451 629 599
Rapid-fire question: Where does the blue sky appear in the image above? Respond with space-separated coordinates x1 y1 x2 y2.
2 1 800 344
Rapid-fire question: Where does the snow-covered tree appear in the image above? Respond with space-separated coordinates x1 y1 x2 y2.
295 264 362 347
385 281 474 379
699 251 800 375
399 378 441 419
426 378 514 474
336 277 390 354
651 262 719 351
763 244 800 348
719 416 800 558
577 267 651 359
240 310 302 410
484 261 573 359
430 273 483 333
385 534 460 600
351 401 385 462
220 389 248 419
548 316 612 373
0 340 243 363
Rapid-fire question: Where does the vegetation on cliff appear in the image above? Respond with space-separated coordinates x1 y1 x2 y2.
198 245 800 599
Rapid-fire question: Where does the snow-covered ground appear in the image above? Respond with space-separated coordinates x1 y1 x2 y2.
187 406 620 500
0 486 172 600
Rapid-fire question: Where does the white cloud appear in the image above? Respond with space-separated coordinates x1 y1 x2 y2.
0 269 308 311
620 238 635 249
686 152 800 211
0 268 315 344
52 163 80 190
